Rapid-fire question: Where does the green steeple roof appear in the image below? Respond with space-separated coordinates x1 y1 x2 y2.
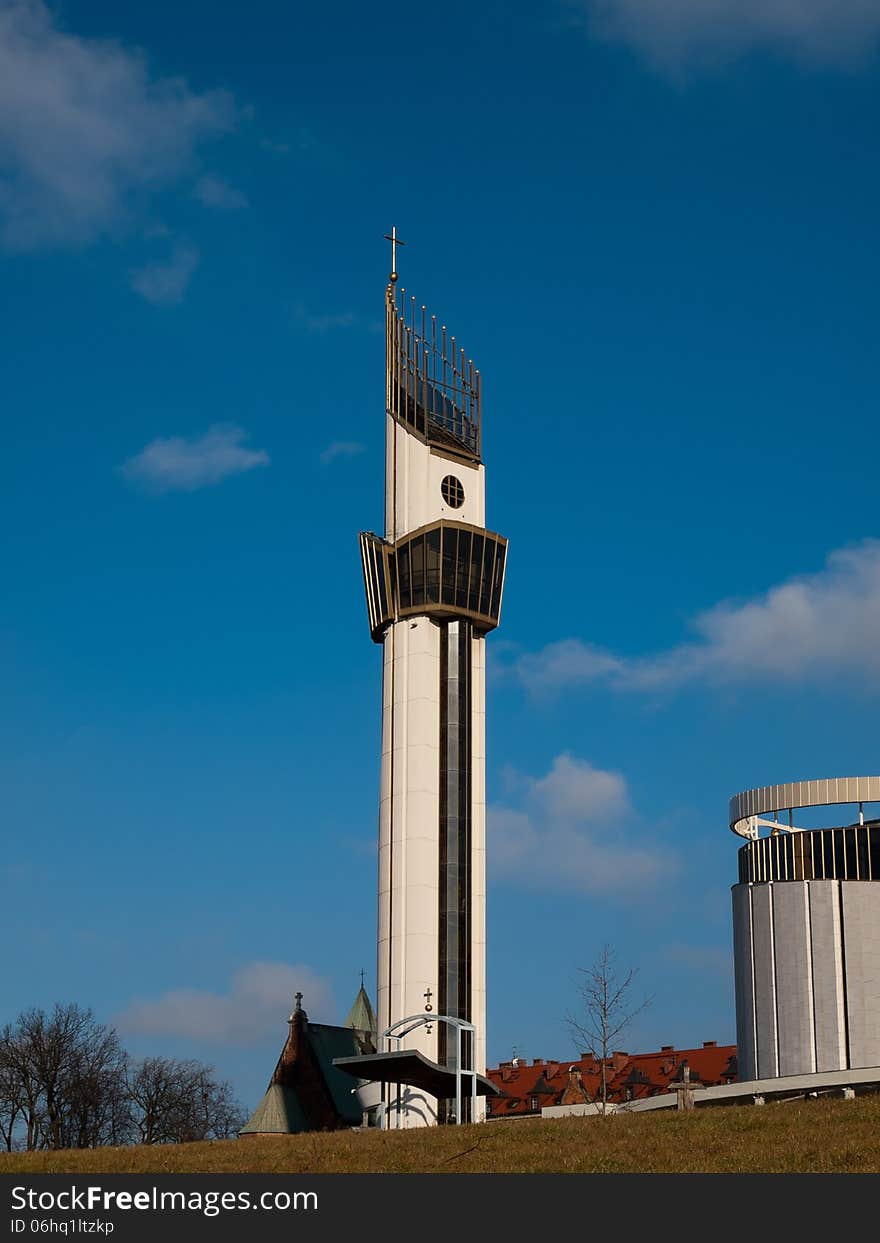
239 1084 308 1135
344 984 377 1037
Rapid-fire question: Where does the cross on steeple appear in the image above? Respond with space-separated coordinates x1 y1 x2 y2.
384 226 405 284
423 987 433 1013
359 968 365 988
294 992 303 1011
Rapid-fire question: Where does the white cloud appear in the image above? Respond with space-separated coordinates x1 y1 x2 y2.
121 424 269 492
531 752 630 821
515 639 623 696
489 753 675 897
579 0 880 72
320 440 366 465
193 174 247 211
129 243 199 305
117 961 335 1045
512 540 880 695
0 0 236 249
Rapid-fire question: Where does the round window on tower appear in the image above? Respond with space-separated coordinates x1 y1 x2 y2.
441 475 465 508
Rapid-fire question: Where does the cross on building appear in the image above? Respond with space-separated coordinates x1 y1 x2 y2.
384 225 405 283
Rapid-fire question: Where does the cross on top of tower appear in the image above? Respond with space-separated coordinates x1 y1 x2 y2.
294 992 303 1010
384 226 405 284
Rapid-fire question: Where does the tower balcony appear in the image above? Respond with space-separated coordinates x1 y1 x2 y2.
359 520 507 643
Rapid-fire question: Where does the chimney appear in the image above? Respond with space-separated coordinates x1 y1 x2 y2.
660 1045 674 1052
532 1058 543 1066
703 1041 717 1048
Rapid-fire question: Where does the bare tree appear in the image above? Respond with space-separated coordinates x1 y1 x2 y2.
11 1005 128 1149
1 1005 244 1150
0 1020 44 1150
182 1065 246 1142
57 1024 130 1149
127 1057 245 1144
0 1038 26 1151
2 1006 130 1150
565 944 652 1113
127 1056 195 1145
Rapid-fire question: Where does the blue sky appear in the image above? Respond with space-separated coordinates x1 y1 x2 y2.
3 0 880 1112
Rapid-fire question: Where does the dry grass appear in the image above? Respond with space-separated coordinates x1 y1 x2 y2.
3 1095 880 1174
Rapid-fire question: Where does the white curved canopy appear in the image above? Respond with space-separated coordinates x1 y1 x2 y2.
729 776 880 839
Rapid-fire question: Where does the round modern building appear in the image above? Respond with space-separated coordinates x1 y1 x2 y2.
730 777 880 1082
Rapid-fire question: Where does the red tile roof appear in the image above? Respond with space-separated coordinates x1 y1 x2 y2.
485 1043 737 1117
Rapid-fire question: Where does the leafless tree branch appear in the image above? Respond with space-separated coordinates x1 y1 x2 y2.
565 944 652 1113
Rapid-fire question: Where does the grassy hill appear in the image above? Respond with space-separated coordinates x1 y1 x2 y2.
3 1095 880 1174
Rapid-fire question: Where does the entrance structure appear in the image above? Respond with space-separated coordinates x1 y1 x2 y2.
730 776 880 1081
358 235 508 1125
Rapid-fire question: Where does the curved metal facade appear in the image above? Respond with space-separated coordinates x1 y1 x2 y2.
730 776 880 837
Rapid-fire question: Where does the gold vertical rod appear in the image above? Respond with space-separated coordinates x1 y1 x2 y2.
397 316 403 421
476 370 482 457
460 348 466 440
431 315 437 394
469 359 476 454
401 323 406 422
421 305 428 395
450 335 457 426
393 295 399 421
442 325 447 403
423 344 429 428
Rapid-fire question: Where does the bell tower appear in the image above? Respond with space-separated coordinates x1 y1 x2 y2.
359 233 507 1125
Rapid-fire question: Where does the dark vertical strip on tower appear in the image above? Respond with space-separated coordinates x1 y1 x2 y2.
386 630 395 1036
439 620 472 1120
837 883 851 1069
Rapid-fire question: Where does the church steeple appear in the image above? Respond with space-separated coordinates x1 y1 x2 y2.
344 977 377 1039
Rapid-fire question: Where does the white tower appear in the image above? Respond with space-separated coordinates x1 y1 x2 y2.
359 235 507 1125
730 777 880 1082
